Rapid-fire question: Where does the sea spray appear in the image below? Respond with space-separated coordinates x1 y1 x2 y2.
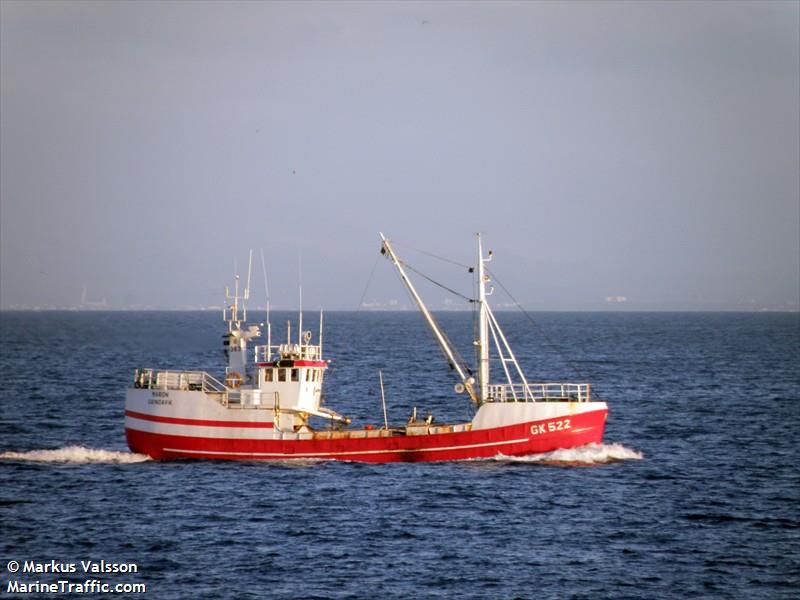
492 442 644 465
0 446 150 464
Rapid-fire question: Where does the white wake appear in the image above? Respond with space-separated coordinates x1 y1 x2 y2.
493 442 644 465
0 445 150 464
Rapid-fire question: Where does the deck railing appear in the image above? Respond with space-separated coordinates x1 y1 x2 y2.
486 382 591 403
133 369 227 394
224 389 277 409
133 369 278 410
254 343 321 363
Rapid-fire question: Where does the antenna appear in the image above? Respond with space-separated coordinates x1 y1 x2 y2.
224 254 251 332
243 249 252 322
298 250 303 345
245 249 253 300
299 284 303 345
260 248 271 356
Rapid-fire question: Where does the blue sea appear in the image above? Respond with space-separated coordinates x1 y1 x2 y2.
1 311 798 599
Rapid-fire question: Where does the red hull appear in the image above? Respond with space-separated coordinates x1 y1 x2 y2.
126 408 607 463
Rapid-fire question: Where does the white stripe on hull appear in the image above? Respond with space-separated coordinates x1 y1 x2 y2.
163 437 531 458
124 417 278 440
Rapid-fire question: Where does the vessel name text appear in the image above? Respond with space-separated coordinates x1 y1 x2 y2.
530 419 571 436
149 391 171 405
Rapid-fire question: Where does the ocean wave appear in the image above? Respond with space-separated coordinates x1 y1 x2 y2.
0 445 150 464
492 442 644 465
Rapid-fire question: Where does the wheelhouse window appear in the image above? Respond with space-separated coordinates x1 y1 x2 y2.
278 369 287 382
264 368 273 382
291 369 299 382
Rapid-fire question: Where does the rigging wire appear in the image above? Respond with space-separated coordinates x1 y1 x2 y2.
381 254 474 379
486 266 592 385
355 252 382 311
392 240 472 270
399 259 475 304
389 246 481 382
357 246 473 310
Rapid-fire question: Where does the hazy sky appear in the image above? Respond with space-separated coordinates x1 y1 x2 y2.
1 1 798 310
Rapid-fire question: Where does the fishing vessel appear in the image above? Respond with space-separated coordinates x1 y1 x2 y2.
125 234 608 462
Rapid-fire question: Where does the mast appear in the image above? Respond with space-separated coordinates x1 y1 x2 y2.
224 275 244 333
476 233 491 404
319 309 324 356
298 252 303 345
298 283 303 345
223 263 259 378
260 248 272 360
379 233 477 403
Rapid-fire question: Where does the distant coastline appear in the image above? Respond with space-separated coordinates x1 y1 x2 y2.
2 306 798 313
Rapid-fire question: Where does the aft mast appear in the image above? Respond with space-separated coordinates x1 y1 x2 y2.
379 233 478 403
476 233 491 405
